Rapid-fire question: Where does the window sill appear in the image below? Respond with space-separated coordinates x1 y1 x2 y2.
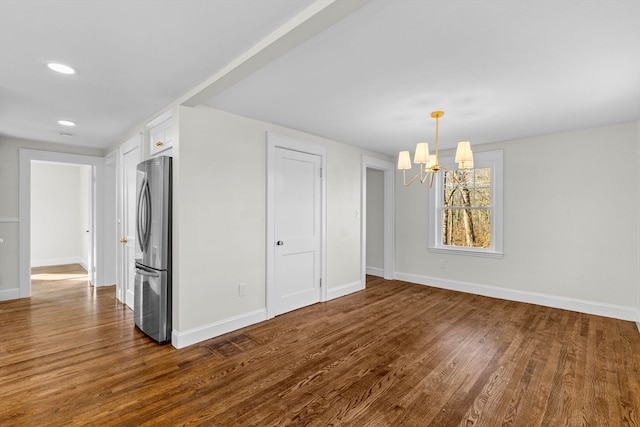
429 247 504 259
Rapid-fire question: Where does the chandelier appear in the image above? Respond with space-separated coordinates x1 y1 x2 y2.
398 111 474 187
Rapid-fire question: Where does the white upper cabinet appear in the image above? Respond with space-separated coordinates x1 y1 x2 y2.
147 112 173 156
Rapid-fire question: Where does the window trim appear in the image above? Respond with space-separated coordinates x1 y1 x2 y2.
428 149 503 258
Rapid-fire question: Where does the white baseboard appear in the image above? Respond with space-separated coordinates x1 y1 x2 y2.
0 288 20 301
326 280 364 301
31 257 86 268
165 273 640 349
395 272 640 323
172 279 369 349
365 267 384 277
171 308 267 349
93 282 115 288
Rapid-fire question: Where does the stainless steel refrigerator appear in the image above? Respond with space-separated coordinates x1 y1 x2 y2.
134 156 172 344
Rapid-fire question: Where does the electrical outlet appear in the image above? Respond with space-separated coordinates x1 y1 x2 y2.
439 259 447 269
238 283 247 297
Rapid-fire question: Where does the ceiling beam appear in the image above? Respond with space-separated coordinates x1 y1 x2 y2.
180 0 369 108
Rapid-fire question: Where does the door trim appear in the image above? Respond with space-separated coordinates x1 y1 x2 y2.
103 150 118 288
19 149 104 297
361 156 395 283
266 132 326 319
116 133 142 305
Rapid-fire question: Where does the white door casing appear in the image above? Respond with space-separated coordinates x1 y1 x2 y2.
103 150 118 287
18 149 105 297
118 134 141 309
80 165 93 281
266 133 327 319
361 156 395 283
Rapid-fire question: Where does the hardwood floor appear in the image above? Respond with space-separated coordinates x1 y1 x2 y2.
1 264 639 426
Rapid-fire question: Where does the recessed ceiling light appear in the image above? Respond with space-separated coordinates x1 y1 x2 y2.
46 62 76 74
57 120 76 127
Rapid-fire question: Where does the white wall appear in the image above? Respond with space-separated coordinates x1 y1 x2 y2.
172 105 389 345
396 121 640 321
30 162 91 268
366 168 384 274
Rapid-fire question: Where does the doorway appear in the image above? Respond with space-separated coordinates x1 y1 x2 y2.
18 149 106 298
30 161 92 279
361 156 395 284
365 168 384 277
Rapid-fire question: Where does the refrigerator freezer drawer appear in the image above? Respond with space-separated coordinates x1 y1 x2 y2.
134 266 171 344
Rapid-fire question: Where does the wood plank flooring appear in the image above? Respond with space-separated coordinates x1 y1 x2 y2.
1 264 639 426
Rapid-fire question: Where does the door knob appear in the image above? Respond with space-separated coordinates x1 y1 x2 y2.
120 237 128 243
276 241 284 246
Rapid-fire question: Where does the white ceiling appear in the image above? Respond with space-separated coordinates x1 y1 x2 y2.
1 0 638 155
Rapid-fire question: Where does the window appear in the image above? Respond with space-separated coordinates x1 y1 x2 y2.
428 150 503 257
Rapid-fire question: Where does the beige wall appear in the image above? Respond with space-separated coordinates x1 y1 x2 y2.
395 121 640 319
173 105 389 335
2 116 638 332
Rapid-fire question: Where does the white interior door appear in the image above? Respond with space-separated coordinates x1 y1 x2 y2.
119 136 140 309
273 147 322 315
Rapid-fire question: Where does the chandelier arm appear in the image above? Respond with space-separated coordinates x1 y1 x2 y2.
402 168 423 186
440 165 463 186
419 166 430 184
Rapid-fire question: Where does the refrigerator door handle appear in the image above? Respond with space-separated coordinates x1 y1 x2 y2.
136 177 145 250
136 177 152 253
136 268 160 278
